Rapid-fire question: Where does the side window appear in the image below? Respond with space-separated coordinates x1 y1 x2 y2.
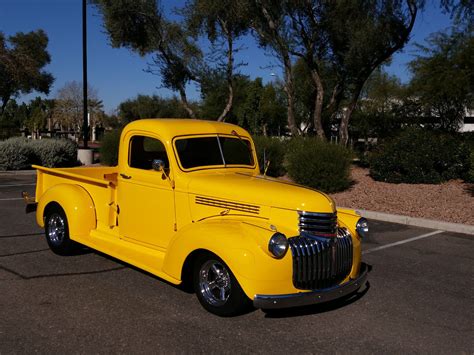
129 135 169 170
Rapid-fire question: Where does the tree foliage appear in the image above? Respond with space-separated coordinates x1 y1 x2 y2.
351 68 406 141
250 0 420 144
408 29 473 131
93 0 250 121
0 30 54 114
320 0 420 145
92 0 201 118
118 94 193 123
200 74 286 135
25 97 55 139
250 0 300 135
0 97 55 139
183 0 251 121
52 81 104 133
440 0 474 24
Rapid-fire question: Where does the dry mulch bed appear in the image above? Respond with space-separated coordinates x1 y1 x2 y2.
329 167 474 226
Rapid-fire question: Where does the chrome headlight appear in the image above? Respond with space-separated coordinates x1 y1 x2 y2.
356 218 369 238
268 233 288 259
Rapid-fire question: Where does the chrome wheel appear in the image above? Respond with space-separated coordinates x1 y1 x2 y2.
47 213 65 246
199 260 231 306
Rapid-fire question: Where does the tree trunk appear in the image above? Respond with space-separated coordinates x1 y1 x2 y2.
256 5 299 136
178 86 196 119
339 97 358 146
0 96 9 116
217 30 234 122
311 70 326 140
339 82 364 146
283 57 299 136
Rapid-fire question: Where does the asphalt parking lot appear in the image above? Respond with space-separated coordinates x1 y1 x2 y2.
0 172 473 353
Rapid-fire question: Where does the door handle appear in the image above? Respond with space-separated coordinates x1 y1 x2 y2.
120 173 132 179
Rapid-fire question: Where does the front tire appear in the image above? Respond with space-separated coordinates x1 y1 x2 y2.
44 205 77 255
193 253 252 317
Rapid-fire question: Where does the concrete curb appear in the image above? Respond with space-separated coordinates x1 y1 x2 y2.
355 209 474 235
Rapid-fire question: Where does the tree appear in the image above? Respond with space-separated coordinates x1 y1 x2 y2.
183 0 251 121
351 68 406 143
250 0 420 144
440 0 474 24
307 0 420 145
92 0 206 118
281 0 330 139
199 74 286 135
329 0 419 145
250 0 300 136
258 82 287 136
118 94 193 123
0 99 24 139
0 30 54 115
292 57 340 135
408 29 473 131
25 97 55 139
52 81 104 134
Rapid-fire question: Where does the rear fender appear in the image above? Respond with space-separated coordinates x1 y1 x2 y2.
37 184 96 240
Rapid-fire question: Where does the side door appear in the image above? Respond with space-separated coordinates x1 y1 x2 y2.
117 133 175 250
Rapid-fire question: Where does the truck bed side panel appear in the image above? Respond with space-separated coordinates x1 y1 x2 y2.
35 166 118 231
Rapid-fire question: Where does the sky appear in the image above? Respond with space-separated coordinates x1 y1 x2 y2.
0 0 454 113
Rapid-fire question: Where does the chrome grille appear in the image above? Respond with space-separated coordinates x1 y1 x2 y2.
288 228 353 290
298 211 338 237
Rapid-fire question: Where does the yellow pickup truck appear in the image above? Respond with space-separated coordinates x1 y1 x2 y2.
28 119 368 316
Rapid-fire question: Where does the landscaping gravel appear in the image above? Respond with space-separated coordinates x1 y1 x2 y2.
329 167 474 225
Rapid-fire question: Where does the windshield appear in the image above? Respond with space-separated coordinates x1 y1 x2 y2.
175 135 254 169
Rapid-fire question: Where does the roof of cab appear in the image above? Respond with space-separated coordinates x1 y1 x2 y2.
123 119 250 139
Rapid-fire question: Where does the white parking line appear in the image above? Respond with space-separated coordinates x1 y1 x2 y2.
363 230 444 255
0 197 25 201
0 184 36 187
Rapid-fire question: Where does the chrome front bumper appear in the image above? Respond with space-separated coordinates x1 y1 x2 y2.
253 263 369 309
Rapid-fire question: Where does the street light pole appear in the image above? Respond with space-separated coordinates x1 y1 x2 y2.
82 0 88 149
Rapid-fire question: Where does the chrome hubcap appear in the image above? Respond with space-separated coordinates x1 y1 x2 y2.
199 260 231 306
47 213 65 246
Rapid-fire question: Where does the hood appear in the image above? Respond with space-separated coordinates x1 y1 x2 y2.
187 172 335 213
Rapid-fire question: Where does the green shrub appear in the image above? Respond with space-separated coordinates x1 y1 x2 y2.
252 136 287 177
0 137 78 170
466 151 474 183
100 129 122 166
461 132 474 183
370 128 470 184
30 139 78 168
286 137 353 193
0 137 36 170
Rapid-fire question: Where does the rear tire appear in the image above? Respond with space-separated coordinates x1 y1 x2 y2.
44 205 77 255
193 253 252 317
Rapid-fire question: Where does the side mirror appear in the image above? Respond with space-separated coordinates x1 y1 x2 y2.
152 159 165 172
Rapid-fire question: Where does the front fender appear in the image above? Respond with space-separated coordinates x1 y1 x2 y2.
36 184 96 240
162 218 295 298
337 207 362 276
337 207 361 237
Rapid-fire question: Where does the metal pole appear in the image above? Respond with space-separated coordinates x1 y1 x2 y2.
82 0 88 148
